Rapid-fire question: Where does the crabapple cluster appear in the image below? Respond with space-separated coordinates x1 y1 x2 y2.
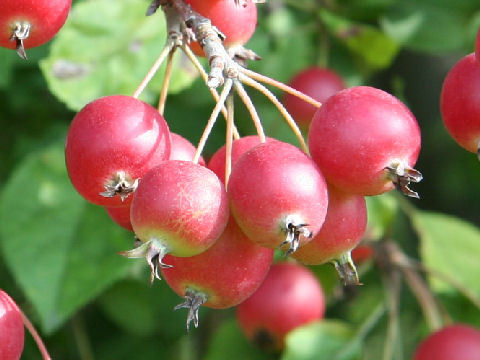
0 0 72 59
0 290 24 360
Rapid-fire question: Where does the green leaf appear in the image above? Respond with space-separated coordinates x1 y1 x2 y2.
365 193 398 240
380 1 470 53
412 211 480 296
204 318 273 360
0 142 134 333
39 0 197 111
281 320 360 360
320 10 399 69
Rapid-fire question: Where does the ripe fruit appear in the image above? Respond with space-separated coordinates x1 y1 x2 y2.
184 0 257 56
413 324 480 360
105 206 133 232
292 187 367 285
440 53 480 156
65 95 171 207
309 86 422 197
351 244 374 264
124 160 229 281
170 132 205 165
207 135 271 184
0 0 72 59
228 140 329 254
0 290 24 360
283 67 345 130
237 262 325 351
161 217 273 330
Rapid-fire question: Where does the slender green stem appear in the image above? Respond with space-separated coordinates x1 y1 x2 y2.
158 48 176 115
72 315 95 360
240 67 322 108
239 73 309 153
193 79 233 164
181 43 240 139
133 39 175 99
225 93 234 187
233 81 266 143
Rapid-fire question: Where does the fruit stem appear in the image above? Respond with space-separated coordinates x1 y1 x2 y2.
19 307 51 360
239 73 309 153
10 21 31 60
240 67 322 109
234 81 266 143
174 288 208 332
158 48 176 115
193 79 234 164
225 93 235 186
332 251 361 286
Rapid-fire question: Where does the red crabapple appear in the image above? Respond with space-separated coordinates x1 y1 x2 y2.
283 67 345 130
123 160 229 281
65 95 171 207
228 140 329 254
309 86 422 197
237 262 325 351
184 0 257 56
292 186 367 285
161 217 273 331
351 244 374 264
440 53 480 157
207 135 272 184
170 132 205 165
0 0 71 59
0 290 24 360
414 324 480 360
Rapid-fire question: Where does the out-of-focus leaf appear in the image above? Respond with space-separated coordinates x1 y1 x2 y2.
412 211 480 295
380 1 470 53
281 320 360 360
204 318 273 360
0 48 15 88
0 142 134 333
365 193 398 240
320 10 399 69
40 0 197 111
99 278 186 339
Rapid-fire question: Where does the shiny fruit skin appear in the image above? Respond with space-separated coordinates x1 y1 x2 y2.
161 217 274 308
414 324 480 360
0 290 24 360
309 86 421 196
184 0 257 56
0 0 71 50
170 132 205 166
440 53 480 153
65 95 171 207
292 186 366 265
131 160 229 257
228 140 329 250
207 135 271 184
351 244 374 264
283 67 345 130
237 262 325 351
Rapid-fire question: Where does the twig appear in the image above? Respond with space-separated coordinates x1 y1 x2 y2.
158 48 176 115
19 309 51 360
382 269 402 360
225 93 234 186
72 314 95 360
240 67 322 109
233 81 266 143
239 73 309 153
180 43 240 140
193 79 233 164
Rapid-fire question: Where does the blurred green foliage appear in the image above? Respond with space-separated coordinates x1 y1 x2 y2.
1 0 480 359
